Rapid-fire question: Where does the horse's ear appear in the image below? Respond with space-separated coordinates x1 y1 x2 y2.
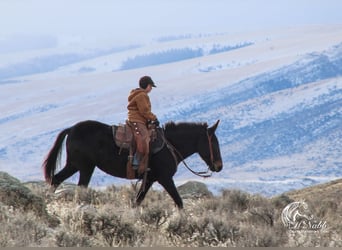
208 120 220 134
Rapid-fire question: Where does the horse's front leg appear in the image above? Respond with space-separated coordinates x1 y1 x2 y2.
158 177 183 209
135 179 153 207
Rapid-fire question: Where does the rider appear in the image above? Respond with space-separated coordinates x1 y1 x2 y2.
127 76 160 174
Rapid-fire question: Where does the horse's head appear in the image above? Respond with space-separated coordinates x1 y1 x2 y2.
198 120 223 172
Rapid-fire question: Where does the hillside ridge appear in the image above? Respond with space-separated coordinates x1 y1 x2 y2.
284 177 342 200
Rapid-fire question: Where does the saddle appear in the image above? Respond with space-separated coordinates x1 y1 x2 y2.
113 123 133 150
112 123 165 179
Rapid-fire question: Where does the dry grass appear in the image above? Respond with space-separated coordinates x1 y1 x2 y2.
0 177 341 247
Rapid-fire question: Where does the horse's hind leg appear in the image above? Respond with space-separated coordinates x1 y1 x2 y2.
78 165 95 187
52 164 78 191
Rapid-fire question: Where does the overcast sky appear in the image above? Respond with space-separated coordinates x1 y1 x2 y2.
1 0 342 47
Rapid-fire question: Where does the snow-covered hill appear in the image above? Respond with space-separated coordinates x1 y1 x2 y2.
0 25 341 196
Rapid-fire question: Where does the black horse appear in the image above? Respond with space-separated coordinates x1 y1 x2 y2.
43 120 223 208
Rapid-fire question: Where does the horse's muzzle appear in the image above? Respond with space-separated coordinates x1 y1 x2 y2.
211 160 223 172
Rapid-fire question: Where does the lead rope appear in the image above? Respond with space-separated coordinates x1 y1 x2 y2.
158 129 212 178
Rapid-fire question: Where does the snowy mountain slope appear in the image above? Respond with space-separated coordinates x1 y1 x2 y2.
4 25 342 82
0 25 341 196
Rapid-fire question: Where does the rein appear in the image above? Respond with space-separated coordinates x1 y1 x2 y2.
158 129 212 178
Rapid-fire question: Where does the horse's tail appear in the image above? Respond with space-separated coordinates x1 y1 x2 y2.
43 128 71 184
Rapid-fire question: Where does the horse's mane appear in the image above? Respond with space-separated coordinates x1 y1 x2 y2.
164 121 208 133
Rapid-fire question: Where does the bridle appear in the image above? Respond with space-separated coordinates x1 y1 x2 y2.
207 130 215 167
158 128 214 178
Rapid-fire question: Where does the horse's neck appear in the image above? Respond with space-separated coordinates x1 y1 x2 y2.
166 130 198 159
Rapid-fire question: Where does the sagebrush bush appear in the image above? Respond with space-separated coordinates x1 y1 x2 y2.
0 207 50 247
55 230 91 247
0 173 46 216
93 213 140 246
221 189 250 212
139 203 170 229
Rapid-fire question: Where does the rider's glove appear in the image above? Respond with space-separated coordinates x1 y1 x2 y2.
152 119 160 127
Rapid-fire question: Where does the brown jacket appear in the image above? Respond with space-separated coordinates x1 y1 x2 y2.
127 88 157 124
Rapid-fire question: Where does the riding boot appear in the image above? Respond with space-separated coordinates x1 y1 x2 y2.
132 152 141 170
